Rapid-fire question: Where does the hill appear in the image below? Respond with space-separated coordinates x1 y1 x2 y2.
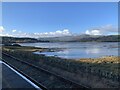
0 35 119 44
1 36 49 44
38 35 120 42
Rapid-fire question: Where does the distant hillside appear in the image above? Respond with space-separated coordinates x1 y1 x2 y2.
0 35 119 44
38 35 120 42
76 35 120 42
1 36 49 44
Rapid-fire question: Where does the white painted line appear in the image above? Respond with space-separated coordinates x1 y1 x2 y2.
2 61 42 90
0 61 2 63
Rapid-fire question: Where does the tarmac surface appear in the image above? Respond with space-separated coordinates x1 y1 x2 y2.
1 61 41 89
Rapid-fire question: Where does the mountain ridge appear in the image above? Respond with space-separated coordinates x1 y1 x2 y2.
1 34 120 44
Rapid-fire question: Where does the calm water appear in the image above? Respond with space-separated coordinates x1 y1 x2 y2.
19 42 118 59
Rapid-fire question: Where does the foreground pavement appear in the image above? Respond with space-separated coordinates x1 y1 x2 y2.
1 61 41 89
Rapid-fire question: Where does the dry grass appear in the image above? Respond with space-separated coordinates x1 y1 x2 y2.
79 56 119 64
3 46 45 52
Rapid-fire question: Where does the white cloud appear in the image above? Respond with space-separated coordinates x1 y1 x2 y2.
101 24 117 32
85 25 118 35
12 29 17 32
0 33 13 37
56 30 62 34
1 24 118 38
31 29 71 38
85 30 89 35
0 28 71 38
63 29 70 34
54 29 70 35
0 26 5 32
85 29 101 35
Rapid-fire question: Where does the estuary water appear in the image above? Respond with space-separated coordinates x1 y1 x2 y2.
19 42 118 59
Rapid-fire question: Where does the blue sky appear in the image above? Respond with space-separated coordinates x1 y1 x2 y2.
1 2 118 37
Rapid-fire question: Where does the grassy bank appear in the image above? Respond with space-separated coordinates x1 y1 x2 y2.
3 45 63 52
2 45 120 88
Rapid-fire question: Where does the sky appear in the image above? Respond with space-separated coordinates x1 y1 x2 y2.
1 2 118 38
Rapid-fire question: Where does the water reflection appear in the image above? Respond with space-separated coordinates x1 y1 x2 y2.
86 48 100 54
57 50 69 55
20 42 118 59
